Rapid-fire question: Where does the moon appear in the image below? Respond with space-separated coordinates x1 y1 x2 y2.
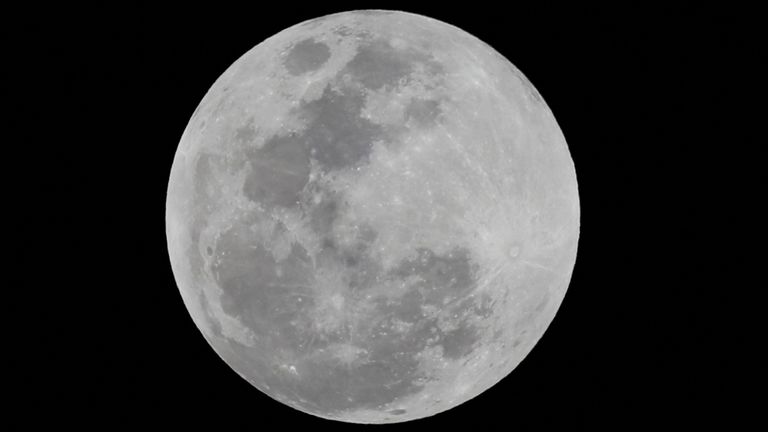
166 10 579 423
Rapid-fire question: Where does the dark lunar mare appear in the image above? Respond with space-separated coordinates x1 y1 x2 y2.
345 38 443 91
283 38 332 75
212 222 316 349
301 84 384 171
381 248 484 360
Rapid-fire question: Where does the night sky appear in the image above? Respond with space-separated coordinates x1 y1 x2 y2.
12 3 758 429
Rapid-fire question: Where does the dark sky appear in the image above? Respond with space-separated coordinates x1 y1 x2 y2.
12 3 758 429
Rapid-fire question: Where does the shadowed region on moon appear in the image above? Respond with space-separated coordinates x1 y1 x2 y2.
166 9 579 424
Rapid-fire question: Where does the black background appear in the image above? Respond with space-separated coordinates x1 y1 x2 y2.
13 3 758 429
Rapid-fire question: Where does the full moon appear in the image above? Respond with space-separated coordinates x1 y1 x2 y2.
166 10 579 423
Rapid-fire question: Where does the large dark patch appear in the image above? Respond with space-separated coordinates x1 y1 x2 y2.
283 38 331 75
345 39 414 90
212 223 315 349
344 38 445 91
243 133 311 208
301 84 383 171
439 323 480 360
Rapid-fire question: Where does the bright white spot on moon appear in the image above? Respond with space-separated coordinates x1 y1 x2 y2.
166 10 579 424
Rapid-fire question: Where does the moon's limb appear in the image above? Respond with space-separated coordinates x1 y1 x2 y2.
166 10 578 424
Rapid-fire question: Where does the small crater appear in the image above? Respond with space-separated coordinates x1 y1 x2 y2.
389 409 407 415
283 38 331 76
206 246 213 256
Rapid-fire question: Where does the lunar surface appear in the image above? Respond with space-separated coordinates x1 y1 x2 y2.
166 10 579 423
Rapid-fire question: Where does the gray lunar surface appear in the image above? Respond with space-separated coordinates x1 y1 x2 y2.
166 10 579 423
